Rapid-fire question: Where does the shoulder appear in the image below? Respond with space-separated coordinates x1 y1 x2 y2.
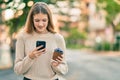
54 33 65 42
54 33 64 39
16 30 31 40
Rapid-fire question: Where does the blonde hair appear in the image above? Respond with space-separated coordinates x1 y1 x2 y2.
24 2 56 34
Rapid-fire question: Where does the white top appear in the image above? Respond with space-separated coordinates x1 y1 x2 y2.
14 31 68 80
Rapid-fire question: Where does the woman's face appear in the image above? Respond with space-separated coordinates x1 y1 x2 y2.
33 13 48 33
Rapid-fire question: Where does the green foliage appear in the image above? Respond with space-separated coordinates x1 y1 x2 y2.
94 41 112 51
65 42 86 49
115 23 120 31
0 0 57 36
65 28 87 49
5 8 28 35
68 28 87 39
97 0 120 24
113 35 120 51
60 22 71 31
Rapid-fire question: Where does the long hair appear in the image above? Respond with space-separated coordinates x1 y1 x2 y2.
24 2 56 34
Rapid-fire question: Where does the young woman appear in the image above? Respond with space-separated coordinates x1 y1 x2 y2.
14 2 68 80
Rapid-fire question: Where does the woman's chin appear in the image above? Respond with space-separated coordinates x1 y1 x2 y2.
36 30 47 33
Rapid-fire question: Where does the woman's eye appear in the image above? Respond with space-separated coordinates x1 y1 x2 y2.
34 19 39 22
34 19 48 22
43 19 47 22
35 20 39 22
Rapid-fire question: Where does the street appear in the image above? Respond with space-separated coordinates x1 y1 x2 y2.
0 49 120 80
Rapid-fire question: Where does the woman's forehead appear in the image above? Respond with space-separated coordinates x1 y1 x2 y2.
33 13 48 19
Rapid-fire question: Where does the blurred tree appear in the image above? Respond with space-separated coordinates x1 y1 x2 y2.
97 0 120 51
0 0 59 52
0 0 57 35
97 0 120 32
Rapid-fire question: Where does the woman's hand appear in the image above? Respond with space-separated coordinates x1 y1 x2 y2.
29 46 46 59
51 55 63 67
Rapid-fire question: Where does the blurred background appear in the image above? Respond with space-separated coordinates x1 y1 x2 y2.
0 0 120 80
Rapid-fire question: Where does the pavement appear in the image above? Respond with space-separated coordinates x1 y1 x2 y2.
0 49 120 80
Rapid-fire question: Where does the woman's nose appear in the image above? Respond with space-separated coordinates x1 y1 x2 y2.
39 22 43 26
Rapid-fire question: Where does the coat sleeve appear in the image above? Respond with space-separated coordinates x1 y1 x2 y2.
14 33 35 75
51 33 68 75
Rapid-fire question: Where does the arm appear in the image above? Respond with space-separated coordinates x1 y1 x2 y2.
51 33 68 75
14 33 35 75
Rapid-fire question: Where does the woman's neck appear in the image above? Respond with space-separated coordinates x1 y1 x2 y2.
35 30 49 34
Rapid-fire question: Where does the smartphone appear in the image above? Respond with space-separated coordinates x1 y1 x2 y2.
36 41 46 50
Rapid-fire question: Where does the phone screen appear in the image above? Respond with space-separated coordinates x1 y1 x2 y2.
36 41 46 50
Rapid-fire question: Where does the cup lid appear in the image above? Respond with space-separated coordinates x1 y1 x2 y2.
54 48 63 53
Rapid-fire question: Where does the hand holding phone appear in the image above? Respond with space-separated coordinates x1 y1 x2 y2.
36 41 46 50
